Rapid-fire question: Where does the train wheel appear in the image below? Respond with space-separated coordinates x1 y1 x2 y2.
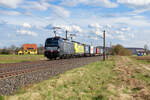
57 57 60 60
47 57 52 60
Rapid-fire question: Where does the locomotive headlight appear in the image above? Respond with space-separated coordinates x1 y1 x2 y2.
57 48 60 52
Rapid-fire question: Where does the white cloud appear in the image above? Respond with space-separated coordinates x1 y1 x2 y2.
88 23 102 29
22 1 50 11
113 30 127 40
120 27 130 31
0 10 21 16
71 25 82 33
17 30 37 36
23 23 31 28
115 30 122 34
46 24 82 33
118 0 150 7
87 22 136 41
116 34 127 41
94 29 103 36
44 24 83 39
117 0 150 13
61 0 118 8
89 36 99 40
0 20 8 25
103 15 150 28
22 1 70 18
106 24 112 29
128 33 135 38
0 0 23 8
50 4 70 18
106 33 114 39
88 23 114 39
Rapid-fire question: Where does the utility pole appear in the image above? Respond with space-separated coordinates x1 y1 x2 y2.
103 30 106 61
110 42 112 48
70 34 76 41
54 30 56 37
71 37 73 41
66 30 68 40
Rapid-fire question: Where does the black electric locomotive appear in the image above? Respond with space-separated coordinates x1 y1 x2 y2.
44 37 75 59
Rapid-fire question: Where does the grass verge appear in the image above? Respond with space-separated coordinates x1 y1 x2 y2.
130 56 150 64
0 55 45 63
3 58 117 100
130 56 150 85
0 96 3 100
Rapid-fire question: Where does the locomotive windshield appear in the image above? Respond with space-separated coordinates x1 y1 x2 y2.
45 38 58 47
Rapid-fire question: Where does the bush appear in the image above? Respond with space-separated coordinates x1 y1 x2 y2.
0 46 20 55
0 49 10 54
111 44 131 56
37 44 44 55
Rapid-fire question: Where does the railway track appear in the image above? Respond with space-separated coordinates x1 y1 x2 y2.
0 56 102 95
0 64 52 79
0 59 68 79
0 56 96 75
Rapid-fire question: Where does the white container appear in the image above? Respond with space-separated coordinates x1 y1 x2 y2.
90 46 94 54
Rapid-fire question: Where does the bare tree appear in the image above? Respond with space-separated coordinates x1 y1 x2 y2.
38 44 44 55
144 44 149 55
9 45 17 54
10 45 17 51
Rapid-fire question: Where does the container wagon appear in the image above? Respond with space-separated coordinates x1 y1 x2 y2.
96 47 100 56
84 44 90 56
90 46 94 56
73 42 84 57
93 47 97 55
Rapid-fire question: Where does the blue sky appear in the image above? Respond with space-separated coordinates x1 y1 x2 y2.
0 0 150 48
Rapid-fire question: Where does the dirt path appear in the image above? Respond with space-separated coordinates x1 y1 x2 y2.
108 56 150 100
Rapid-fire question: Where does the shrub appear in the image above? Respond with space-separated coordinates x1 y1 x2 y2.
0 48 10 54
111 44 131 56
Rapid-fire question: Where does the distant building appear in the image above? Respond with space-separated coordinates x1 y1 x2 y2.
18 44 38 55
126 48 145 55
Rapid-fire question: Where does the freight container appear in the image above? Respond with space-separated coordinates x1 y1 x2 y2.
84 45 90 56
74 42 84 55
93 47 97 54
100 48 103 55
96 48 100 55
90 46 94 54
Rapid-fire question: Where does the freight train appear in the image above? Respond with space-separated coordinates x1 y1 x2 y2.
44 36 103 59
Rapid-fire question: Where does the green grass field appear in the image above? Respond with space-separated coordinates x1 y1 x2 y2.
131 56 150 64
0 55 45 63
3 58 117 100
